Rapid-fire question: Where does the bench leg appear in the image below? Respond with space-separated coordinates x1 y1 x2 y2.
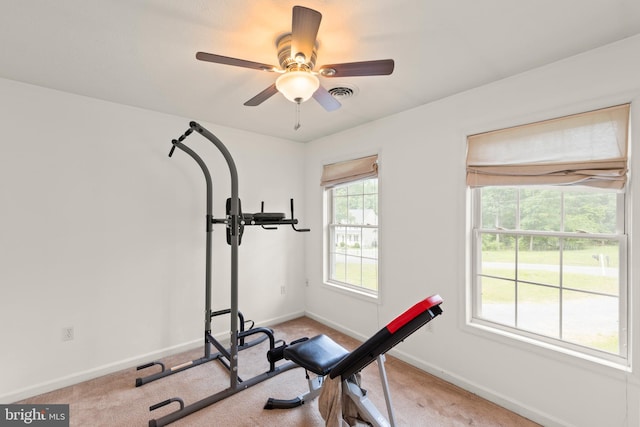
377 355 397 426
264 374 324 409
343 377 391 427
342 355 396 427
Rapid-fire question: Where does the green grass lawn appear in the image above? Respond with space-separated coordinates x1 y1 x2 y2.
480 245 619 302
479 245 621 354
481 245 619 266
333 262 378 291
480 270 618 302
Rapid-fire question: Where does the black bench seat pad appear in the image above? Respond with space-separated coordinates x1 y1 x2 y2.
284 334 349 376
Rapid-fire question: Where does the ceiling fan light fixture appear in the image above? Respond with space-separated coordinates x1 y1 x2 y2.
275 70 319 103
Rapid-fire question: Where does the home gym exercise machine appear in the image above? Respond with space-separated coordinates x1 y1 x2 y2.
264 294 444 427
136 121 309 427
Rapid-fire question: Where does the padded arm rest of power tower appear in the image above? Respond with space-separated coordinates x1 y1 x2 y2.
329 294 443 380
252 212 286 221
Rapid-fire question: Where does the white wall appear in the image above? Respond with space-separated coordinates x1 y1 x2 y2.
0 78 307 402
303 35 640 426
3 33 640 427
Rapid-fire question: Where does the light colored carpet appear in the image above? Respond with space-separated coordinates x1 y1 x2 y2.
18 317 540 426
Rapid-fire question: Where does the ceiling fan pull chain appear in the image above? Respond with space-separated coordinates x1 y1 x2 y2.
294 101 301 131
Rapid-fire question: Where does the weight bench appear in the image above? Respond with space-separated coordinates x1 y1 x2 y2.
265 294 443 427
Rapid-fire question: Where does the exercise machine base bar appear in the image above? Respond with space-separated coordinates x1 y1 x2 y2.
135 310 268 387
149 361 299 427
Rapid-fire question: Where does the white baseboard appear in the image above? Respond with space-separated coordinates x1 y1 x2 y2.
1 310 305 404
388 347 568 427
304 311 369 342
1 338 201 403
259 310 306 328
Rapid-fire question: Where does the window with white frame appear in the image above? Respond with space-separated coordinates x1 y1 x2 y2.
467 104 630 363
322 155 379 295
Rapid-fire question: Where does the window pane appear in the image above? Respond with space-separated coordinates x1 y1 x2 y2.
345 255 362 286
564 192 617 234
520 189 561 231
363 195 378 225
327 177 378 293
334 196 348 224
481 187 517 229
334 186 347 196
473 185 625 361
562 290 619 354
332 226 347 252
363 178 378 194
518 236 560 286
518 283 560 337
362 258 378 291
479 276 515 326
362 228 378 259
562 238 619 296
345 227 362 256
347 181 364 195
480 233 515 280
330 252 346 282
348 195 363 224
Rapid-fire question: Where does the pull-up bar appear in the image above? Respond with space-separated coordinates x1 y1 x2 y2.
136 122 309 426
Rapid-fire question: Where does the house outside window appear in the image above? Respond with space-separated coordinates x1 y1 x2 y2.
467 104 630 364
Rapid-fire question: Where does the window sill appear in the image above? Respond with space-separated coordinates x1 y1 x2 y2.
323 281 380 303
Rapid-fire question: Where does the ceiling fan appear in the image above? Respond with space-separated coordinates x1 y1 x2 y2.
196 5 395 113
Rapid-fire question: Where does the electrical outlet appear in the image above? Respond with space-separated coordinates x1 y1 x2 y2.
280 286 286 295
62 327 74 341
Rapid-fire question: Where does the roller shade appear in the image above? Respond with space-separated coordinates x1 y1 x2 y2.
466 104 630 189
321 155 378 188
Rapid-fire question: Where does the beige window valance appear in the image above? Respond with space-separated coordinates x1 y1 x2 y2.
321 155 378 188
466 104 630 189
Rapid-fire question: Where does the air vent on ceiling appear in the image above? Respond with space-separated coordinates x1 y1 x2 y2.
328 85 358 99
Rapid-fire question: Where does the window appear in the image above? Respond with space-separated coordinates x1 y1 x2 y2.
321 155 379 295
467 105 630 364
327 178 378 293
471 187 626 360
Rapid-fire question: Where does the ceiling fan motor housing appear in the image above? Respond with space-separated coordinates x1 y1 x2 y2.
277 33 318 70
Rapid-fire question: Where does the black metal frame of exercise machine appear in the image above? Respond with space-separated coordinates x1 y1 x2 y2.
136 121 309 427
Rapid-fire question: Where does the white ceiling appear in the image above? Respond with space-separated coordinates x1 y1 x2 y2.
2 1 640 142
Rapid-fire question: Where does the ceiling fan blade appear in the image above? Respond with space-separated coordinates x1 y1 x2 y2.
318 59 395 77
244 83 279 106
291 6 321 64
196 52 278 72
313 86 341 112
